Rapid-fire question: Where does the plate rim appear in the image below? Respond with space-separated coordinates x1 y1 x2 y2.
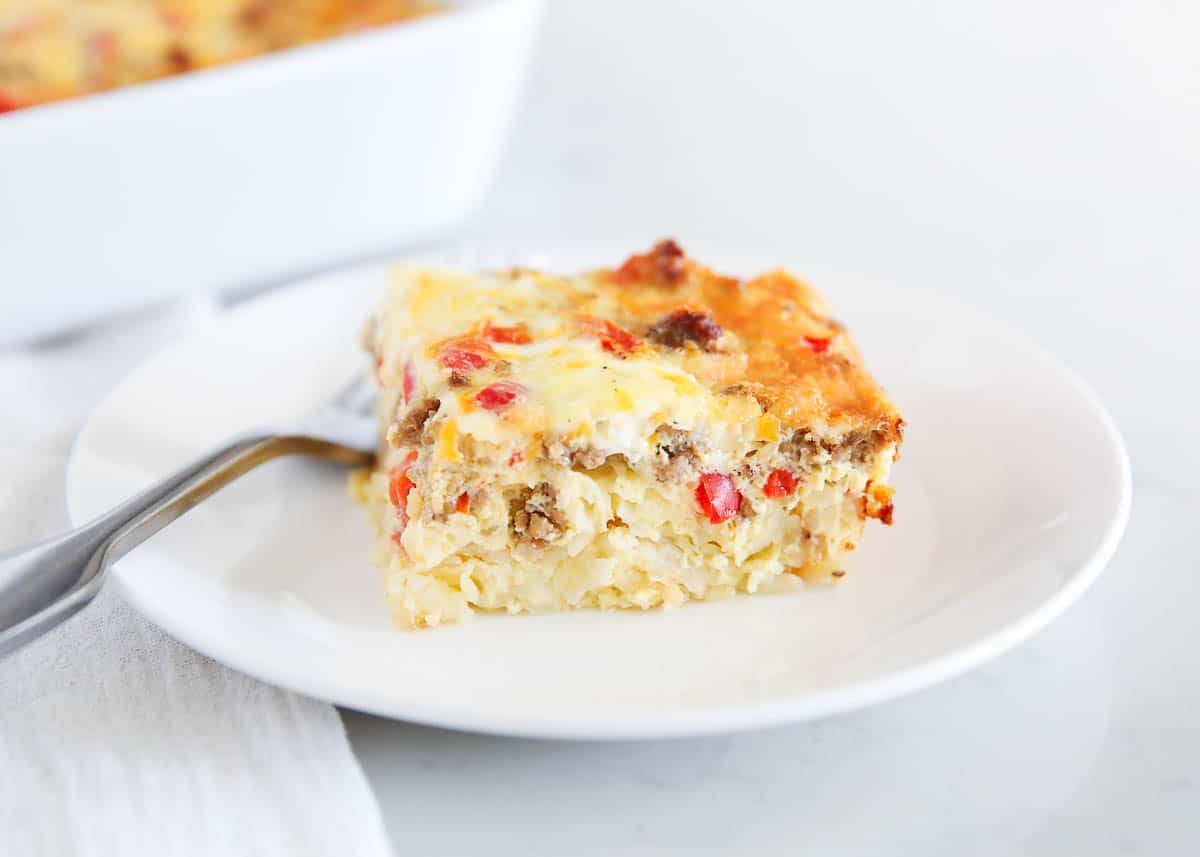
64 247 1133 740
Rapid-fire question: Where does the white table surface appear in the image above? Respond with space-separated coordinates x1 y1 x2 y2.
344 3 1199 854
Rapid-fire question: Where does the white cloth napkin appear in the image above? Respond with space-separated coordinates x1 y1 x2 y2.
0 302 391 857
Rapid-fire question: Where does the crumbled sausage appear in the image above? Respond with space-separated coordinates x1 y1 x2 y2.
509 483 566 544
846 431 877 463
570 447 607 470
648 239 687 282
653 425 700 481
645 309 723 351
166 46 192 72
388 397 440 447
779 430 835 467
542 436 611 470
780 428 883 466
721 382 772 412
840 427 901 464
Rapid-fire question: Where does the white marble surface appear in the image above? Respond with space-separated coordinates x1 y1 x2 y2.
345 2 1199 854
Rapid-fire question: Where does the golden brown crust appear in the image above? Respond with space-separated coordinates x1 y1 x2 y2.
863 482 896 525
598 240 903 444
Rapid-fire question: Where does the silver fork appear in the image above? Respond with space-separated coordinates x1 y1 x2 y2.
0 374 377 659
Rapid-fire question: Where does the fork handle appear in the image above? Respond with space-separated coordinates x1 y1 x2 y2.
0 432 283 659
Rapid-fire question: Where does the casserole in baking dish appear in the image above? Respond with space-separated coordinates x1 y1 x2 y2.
0 1 438 113
0 0 544 345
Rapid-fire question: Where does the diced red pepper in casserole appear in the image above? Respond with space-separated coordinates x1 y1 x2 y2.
802 335 831 354
388 472 415 520
441 348 486 371
482 321 533 345
763 468 798 498
402 359 416 405
474 381 526 411
387 453 418 506
576 316 643 357
455 492 471 514
508 450 524 466
439 337 493 372
388 451 419 530
695 472 742 524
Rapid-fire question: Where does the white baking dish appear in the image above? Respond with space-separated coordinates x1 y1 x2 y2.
0 0 544 346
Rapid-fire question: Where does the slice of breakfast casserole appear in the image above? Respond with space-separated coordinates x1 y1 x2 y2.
352 241 904 628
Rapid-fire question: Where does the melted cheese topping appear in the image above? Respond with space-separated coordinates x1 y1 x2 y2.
378 267 766 470
376 246 901 468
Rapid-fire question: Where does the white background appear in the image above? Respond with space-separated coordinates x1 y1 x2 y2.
344 2 1199 855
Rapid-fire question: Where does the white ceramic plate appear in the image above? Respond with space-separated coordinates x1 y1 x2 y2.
66 244 1131 740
